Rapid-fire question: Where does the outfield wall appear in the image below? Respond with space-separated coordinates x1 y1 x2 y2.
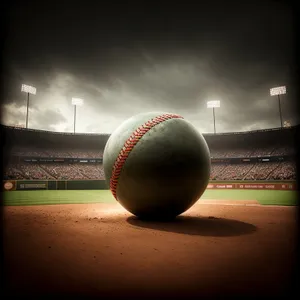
2 180 297 191
2 180 107 191
207 182 297 190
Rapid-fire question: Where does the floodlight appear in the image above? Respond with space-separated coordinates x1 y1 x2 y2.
270 86 286 96
72 98 84 106
21 84 36 95
21 84 36 129
207 100 220 108
269 86 287 128
72 98 84 134
207 100 221 134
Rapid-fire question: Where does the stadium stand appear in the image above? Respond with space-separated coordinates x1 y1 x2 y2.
267 161 296 180
10 146 103 158
1 125 297 181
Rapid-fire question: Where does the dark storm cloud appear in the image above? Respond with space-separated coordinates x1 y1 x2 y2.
2 0 297 133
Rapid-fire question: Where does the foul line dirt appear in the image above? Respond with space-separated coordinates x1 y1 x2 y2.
198 199 261 206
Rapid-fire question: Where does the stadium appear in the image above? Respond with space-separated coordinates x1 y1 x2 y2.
2 123 298 297
2 124 297 204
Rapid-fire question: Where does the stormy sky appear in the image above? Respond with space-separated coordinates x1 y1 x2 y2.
1 0 297 134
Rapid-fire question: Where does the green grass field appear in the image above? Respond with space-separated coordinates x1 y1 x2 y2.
2 189 298 206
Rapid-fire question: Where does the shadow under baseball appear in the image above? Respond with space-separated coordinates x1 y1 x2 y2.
126 215 257 237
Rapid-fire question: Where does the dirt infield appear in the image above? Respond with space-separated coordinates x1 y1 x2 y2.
3 202 297 298
199 199 260 205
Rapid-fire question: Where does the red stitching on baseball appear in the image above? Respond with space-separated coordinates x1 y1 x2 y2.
110 113 184 199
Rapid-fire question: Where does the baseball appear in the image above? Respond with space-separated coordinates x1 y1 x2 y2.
103 111 211 219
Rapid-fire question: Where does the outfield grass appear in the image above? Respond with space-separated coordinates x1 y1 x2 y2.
1 190 114 206
2 189 298 206
202 189 298 206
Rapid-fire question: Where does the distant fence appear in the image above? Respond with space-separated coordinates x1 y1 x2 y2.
3 180 108 191
207 182 297 191
2 180 297 191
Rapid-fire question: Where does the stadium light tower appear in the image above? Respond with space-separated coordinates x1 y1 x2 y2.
21 84 37 129
207 100 220 134
270 86 286 128
72 98 84 134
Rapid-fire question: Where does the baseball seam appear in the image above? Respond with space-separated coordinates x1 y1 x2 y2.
110 113 184 199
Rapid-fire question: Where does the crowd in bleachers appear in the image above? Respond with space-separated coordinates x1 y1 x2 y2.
10 146 103 158
211 163 255 180
8 145 295 159
243 162 280 180
3 124 297 182
3 163 105 180
268 162 296 181
250 147 274 157
3 141 297 181
271 147 295 156
209 161 296 181
3 160 296 181
19 163 56 180
210 146 295 158
4 163 27 180
211 149 254 158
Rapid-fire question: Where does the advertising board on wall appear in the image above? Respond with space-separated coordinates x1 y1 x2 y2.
206 183 296 190
3 180 297 191
3 180 16 191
